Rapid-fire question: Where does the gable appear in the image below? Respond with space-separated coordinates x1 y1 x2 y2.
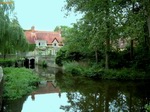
52 39 59 47
52 38 59 43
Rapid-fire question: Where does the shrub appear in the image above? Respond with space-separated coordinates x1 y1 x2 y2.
145 104 150 112
63 61 146 80
55 49 66 66
3 67 40 100
42 60 47 68
101 68 145 80
63 61 84 76
38 60 47 68
0 59 16 67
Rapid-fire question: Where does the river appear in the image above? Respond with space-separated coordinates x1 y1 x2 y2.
2 66 150 112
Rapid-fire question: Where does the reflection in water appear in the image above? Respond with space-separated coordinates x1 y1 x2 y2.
31 92 35 101
2 66 150 112
2 96 27 112
56 75 150 112
22 93 69 112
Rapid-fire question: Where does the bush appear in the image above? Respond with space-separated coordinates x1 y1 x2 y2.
99 68 145 80
145 104 150 112
38 60 47 68
42 60 47 68
55 49 66 66
63 61 146 80
0 59 16 67
3 67 40 100
63 61 84 76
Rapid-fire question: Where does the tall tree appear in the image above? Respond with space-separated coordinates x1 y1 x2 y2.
0 0 28 59
64 0 122 68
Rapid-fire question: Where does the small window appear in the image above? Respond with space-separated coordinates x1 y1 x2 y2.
54 43 56 46
39 42 40 46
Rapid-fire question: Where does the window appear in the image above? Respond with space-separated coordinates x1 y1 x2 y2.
54 43 56 46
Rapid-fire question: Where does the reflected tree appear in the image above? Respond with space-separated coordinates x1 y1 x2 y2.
56 75 150 112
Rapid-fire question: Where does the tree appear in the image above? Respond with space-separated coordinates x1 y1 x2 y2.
64 0 123 69
54 25 72 38
60 0 150 72
0 0 28 59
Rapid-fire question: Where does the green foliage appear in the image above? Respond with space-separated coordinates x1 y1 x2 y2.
63 61 85 76
132 47 150 71
55 47 88 66
145 104 150 112
0 1 29 57
3 67 40 100
63 61 146 80
101 68 145 80
55 0 150 79
28 44 36 51
38 60 48 68
55 49 66 66
62 0 150 70
42 60 47 68
0 59 16 67
54 25 72 38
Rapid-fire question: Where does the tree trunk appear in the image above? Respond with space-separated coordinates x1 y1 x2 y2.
3 54 6 60
147 16 150 38
105 0 110 69
105 38 110 69
95 50 98 63
143 17 150 51
130 39 133 60
147 15 150 49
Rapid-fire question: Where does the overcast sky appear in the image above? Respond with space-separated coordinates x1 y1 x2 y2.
14 0 82 31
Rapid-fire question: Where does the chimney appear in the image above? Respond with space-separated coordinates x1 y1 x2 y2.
31 26 35 32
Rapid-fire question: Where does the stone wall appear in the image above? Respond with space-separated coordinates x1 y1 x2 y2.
0 66 3 111
38 56 60 68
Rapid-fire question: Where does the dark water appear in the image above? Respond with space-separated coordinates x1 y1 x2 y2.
2 67 150 112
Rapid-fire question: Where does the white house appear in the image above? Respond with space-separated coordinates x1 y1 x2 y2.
24 26 63 56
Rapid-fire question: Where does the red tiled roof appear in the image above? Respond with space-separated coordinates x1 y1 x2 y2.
24 29 62 44
31 81 60 95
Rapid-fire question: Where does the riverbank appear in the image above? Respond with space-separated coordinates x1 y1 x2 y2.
63 61 148 80
3 67 40 100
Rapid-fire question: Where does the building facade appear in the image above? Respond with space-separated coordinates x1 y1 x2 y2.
24 26 63 57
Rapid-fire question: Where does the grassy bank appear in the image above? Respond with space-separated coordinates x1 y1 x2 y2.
3 67 40 100
63 61 147 80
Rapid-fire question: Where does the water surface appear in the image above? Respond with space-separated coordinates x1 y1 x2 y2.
2 67 150 112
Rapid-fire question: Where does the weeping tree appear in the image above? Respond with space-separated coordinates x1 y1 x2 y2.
0 0 14 58
9 17 29 57
0 0 28 59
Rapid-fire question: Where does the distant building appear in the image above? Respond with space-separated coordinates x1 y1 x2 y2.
24 26 63 56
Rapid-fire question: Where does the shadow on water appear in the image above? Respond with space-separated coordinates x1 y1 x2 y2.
2 96 27 112
2 66 150 112
56 75 150 112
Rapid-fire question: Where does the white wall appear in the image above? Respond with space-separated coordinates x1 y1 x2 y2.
52 39 59 47
35 40 47 47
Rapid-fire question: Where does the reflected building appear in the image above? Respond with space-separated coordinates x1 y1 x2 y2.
30 81 61 101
